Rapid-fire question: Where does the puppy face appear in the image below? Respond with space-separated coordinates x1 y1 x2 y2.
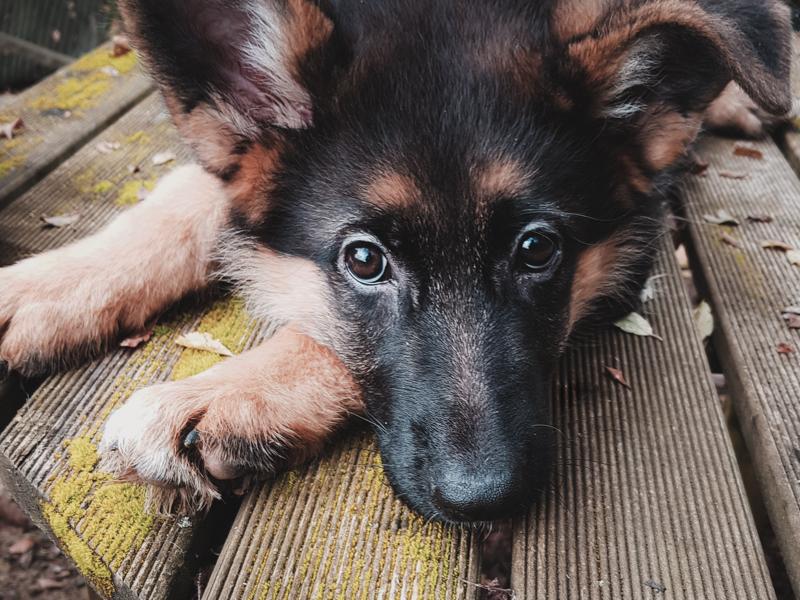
122 0 790 522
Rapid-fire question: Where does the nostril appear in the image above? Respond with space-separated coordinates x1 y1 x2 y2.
432 469 522 522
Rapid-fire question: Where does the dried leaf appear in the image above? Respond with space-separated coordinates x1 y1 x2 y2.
782 313 800 329
702 209 739 226
120 329 153 348
720 233 742 248
733 144 763 160
111 34 131 57
152 151 176 166
718 170 748 180
693 301 714 341
175 332 234 357
605 366 631 389
787 250 800 267
690 158 709 175
41 213 79 228
0 117 24 140
613 312 663 341
783 305 800 316
95 141 121 154
8 536 35 555
777 342 794 355
760 240 794 251
746 214 773 224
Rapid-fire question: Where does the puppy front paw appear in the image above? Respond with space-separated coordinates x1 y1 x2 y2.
99 379 285 514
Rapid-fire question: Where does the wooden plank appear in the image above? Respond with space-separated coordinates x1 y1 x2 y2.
683 135 800 594
0 93 179 264
0 32 72 69
511 240 776 599
0 41 152 209
204 431 481 600
0 94 241 599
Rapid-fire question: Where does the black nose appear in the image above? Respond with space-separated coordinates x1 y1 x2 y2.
432 464 524 521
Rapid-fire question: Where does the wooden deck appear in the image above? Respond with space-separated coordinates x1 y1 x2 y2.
0 44 798 600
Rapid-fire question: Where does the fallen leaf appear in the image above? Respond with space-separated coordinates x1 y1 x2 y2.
690 159 709 175
111 34 131 57
175 332 234 357
0 117 24 140
95 141 121 154
41 214 80 228
720 233 742 248
702 209 739 226
760 240 794 251
613 312 663 341
719 170 748 180
604 366 631 389
120 329 153 348
733 144 763 160
152 151 176 166
783 313 800 329
783 306 800 316
788 250 800 267
644 580 667 594
8 537 35 555
746 214 773 224
693 301 714 341
777 342 794 355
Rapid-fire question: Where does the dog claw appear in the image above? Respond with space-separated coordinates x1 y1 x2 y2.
183 429 200 448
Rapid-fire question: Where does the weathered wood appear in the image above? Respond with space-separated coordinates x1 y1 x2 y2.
203 431 481 600
0 32 72 69
0 41 152 209
684 135 800 595
511 239 776 599
0 93 248 599
0 93 180 264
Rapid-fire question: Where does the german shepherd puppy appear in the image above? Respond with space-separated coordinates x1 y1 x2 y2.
0 0 791 522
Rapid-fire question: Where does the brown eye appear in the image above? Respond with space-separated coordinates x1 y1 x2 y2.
345 242 389 284
517 232 557 271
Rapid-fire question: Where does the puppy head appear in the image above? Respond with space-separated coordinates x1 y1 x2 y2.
122 0 790 522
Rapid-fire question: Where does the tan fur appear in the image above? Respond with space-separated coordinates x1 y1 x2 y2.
0 165 228 374
218 238 334 342
473 159 532 201
641 109 703 170
285 0 334 80
101 326 363 513
704 82 772 138
363 171 421 209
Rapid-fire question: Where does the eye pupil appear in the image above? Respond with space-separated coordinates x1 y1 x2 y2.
518 233 556 270
345 242 388 284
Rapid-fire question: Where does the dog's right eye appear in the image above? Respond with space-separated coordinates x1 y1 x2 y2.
344 242 389 285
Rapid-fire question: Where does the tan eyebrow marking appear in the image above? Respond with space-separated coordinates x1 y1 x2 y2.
363 170 421 208
473 159 533 201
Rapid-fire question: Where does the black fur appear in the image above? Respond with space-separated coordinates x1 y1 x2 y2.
125 0 790 522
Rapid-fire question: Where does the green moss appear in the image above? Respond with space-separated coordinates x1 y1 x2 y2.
92 180 114 195
30 76 112 112
0 154 25 177
125 130 151 145
115 178 156 206
70 47 138 74
170 297 251 381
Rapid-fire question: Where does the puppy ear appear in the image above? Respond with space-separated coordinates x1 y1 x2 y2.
119 0 338 199
563 0 791 173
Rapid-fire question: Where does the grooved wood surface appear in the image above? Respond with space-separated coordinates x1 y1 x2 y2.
511 239 775 599
204 430 481 600
0 93 234 598
684 135 800 594
0 93 183 266
0 42 152 208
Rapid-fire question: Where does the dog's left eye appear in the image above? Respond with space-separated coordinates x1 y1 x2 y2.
516 231 558 271
344 242 389 284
